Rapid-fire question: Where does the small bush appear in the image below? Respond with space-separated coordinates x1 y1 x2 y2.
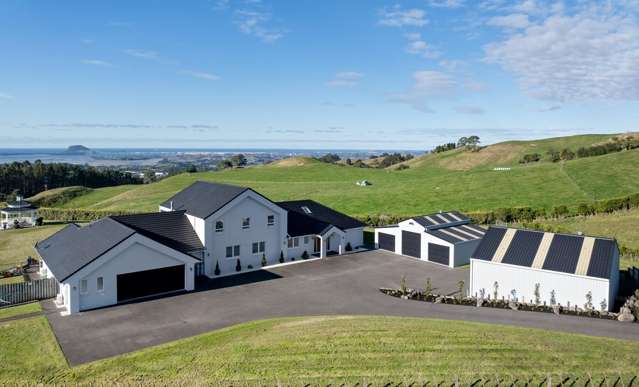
261 253 267 267
247 264 253 270
345 242 352 252
279 251 284 264
302 251 309 260
214 261 220 276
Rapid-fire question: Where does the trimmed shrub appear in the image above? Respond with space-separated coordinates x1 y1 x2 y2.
214 261 220 276
261 253 267 267
235 259 241 272
279 251 284 263
301 251 309 260
345 242 352 251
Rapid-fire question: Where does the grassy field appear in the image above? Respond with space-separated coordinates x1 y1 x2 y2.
0 275 24 285
0 302 41 320
0 225 65 271
53 147 639 218
1 315 638 384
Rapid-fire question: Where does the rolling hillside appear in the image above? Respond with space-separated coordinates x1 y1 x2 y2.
49 133 639 218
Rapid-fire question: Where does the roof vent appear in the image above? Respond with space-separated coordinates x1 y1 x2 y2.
301 206 312 214
577 231 584 236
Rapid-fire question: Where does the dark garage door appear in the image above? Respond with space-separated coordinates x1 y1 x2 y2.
378 233 395 252
402 231 421 258
428 243 450 266
117 264 185 302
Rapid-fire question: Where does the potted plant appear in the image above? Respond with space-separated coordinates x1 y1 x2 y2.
279 251 284 264
302 251 309 260
261 253 267 267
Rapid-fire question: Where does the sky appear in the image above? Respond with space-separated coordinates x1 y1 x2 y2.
1 0 639 150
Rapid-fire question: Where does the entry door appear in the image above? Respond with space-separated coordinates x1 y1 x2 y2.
314 237 320 253
401 231 421 259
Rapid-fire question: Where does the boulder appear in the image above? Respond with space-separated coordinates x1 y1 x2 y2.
617 307 636 323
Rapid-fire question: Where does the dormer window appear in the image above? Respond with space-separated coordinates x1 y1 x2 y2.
242 217 250 229
267 215 275 226
215 221 224 232
301 206 312 214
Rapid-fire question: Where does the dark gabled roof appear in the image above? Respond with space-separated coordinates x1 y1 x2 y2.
472 226 618 279
411 211 471 230
36 212 203 282
1 205 38 213
160 181 249 219
111 211 204 255
35 218 135 281
277 200 365 237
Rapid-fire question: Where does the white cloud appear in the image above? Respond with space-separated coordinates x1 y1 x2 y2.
485 6 639 102
124 48 159 60
234 9 284 43
487 13 530 29
81 59 115 67
0 92 14 101
538 105 562 112
379 5 428 27
513 0 540 14
404 33 440 58
179 70 221 81
427 0 464 8
327 71 364 88
388 70 457 112
454 105 485 115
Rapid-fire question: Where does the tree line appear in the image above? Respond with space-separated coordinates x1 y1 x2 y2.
433 136 481 154
520 135 639 164
0 161 142 201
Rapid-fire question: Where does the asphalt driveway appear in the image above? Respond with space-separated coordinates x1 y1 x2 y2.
43 250 639 366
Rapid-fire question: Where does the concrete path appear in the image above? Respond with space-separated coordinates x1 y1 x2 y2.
43 250 639 366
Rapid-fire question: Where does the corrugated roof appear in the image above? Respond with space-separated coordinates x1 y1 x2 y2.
472 227 618 279
160 181 248 219
412 211 471 230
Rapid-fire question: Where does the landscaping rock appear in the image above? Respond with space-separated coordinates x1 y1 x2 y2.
617 306 636 323
435 296 444 304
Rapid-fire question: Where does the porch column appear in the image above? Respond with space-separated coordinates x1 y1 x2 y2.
319 235 326 258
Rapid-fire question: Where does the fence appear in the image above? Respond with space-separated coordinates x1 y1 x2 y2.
0 277 59 308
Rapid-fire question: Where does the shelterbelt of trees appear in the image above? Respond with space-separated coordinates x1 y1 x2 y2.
0 161 142 200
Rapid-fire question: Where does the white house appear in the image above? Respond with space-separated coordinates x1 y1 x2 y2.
1 196 39 229
469 227 620 311
374 211 485 267
36 181 364 314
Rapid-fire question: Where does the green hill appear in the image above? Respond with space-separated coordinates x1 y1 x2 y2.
52 134 639 218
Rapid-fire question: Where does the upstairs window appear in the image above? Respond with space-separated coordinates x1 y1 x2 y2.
215 221 224 232
301 206 312 214
242 217 250 229
267 215 275 226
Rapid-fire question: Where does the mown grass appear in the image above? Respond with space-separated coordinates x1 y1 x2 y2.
0 225 65 271
0 302 41 320
1 316 638 384
58 149 639 218
0 275 24 285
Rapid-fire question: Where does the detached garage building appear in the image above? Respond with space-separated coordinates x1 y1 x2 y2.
36 211 204 314
374 211 485 267
470 227 620 311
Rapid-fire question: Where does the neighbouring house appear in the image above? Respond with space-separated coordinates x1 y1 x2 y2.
374 211 485 267
36 181 364 314
469 227 620 311
1 196 39 230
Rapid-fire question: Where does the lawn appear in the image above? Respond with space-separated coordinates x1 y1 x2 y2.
57 148 639 218
0 302 41 320
0 275 25 285
0 225 65 271
2 315 639 384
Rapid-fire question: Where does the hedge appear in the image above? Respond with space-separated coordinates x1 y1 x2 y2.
38 207 140 222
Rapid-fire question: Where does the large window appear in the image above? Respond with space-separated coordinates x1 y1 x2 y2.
215 221 224 232
267 215 275 226
242 217 250 229
252 241 266 254
80 279 88 294
226 245 240 258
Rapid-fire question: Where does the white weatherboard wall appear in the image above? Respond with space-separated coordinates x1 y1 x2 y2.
345 227 364 249
287 234 317 258
470 259 614 311
62 234 198 313
202 191 288 277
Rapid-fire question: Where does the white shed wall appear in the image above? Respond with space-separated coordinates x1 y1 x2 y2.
470 259 613 311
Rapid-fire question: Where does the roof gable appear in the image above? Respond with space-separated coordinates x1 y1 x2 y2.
160 181 248 219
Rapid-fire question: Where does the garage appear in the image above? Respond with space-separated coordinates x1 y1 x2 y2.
378 232 395 252
428 243 450 266
117 264 185 302
402 231 421 258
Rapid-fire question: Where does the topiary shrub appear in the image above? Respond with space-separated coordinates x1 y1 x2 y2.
345 242 352 252
214 261 220 276
247 264 253 270
261 253 267 267
302 251 309 260
279 251 284 263
235 258 242 272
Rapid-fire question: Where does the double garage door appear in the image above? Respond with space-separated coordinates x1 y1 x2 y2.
117 264 185 303
378 231 451 266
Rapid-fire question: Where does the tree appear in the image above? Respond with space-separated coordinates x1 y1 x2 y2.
550 290 557 305
560 148 575 161
217 159 233 170
457 136 468 147
230 154 247 167
493 281 499 300
457 280 465 302
547 149 561 162
185 164 198 173
317 153 340 163
534 283 541 305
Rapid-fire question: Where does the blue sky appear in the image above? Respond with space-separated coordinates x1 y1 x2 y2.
1 0 639 150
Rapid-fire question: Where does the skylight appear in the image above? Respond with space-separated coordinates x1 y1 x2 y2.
301 206 312 214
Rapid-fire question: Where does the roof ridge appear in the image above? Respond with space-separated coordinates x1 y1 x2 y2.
489 225 616 241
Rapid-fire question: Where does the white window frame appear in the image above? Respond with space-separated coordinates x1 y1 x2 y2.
288 238 293 248
242 217 250 229
267 215 275 226
293 237 300 248
304 236 309 244
233 245 240 257
252 241 266 254
97 277 104 293
226 246 234 259
215 220 224 232
80 279 88 294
